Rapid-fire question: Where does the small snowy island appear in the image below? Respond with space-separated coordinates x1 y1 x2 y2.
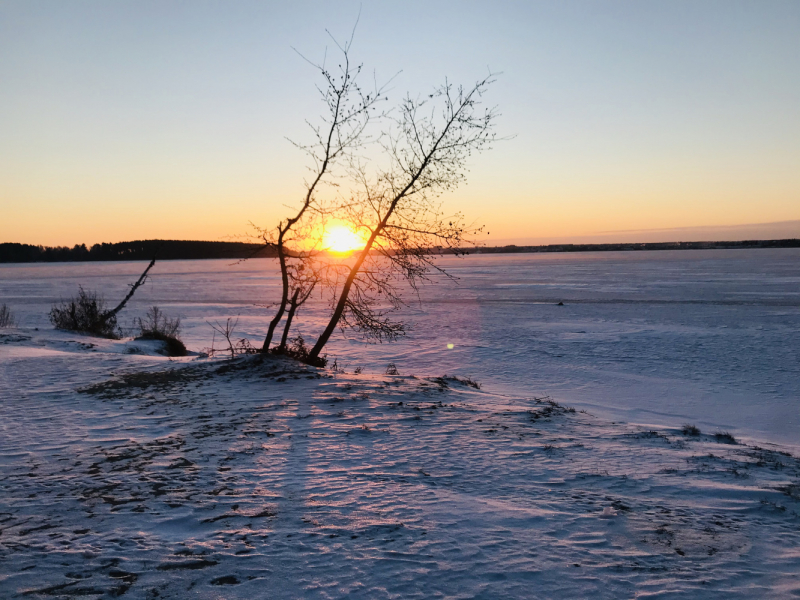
1 328 799 599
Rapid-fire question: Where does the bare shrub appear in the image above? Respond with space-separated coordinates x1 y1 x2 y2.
285 334 310 361
682 424 701 436
234 338 259 355
49 288 119 338
443 375 481 389
280 335 326 367
206 317 261 360
208 317 241 359
714 431 737 444
0 303 14 328
385 363 399 375
136 306 181 338
135 306 186 357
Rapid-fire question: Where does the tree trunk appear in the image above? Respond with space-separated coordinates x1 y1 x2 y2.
104 257 156 319
308 166 425 360
308 234 377 359
262 246 289 352
277 288 301 352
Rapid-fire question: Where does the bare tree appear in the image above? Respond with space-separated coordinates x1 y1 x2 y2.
256 29 387 353
307 76 497 361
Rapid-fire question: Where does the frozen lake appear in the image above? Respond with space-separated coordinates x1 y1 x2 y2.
2 248 798 447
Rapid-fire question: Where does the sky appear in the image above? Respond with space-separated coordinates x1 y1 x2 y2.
1 0 798 247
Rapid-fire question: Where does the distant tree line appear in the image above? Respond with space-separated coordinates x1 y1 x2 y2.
2 238 798 264
466 239 800 254
0 240 277 263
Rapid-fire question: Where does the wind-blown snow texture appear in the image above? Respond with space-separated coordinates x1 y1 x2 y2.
1 330 799 598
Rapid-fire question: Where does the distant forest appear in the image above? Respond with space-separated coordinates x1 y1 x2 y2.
0 240 276 263
472 238 800 255
1 238 798 263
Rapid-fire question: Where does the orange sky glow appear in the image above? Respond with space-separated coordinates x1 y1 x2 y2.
1 1 798 247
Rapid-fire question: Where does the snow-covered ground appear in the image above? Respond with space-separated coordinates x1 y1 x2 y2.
1 248 798 446
1 329 799 598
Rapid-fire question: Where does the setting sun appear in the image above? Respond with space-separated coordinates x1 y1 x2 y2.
324 225 365 253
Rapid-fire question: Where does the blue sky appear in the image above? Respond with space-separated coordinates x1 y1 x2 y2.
1 0 798 245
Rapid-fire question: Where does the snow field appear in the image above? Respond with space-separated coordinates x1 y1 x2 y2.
1 330 799 598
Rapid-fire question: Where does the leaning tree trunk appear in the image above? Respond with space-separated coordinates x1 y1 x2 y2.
308 169 424 360
308 236 376 360
103 257 156 319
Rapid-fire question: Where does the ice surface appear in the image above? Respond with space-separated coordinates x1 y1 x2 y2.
2 248 797 446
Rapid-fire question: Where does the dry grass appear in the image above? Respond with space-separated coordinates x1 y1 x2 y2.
0 303 14 328
134 306 186 357
714 431 737 444
682 424 701 436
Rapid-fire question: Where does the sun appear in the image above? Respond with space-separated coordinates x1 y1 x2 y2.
324 225 365 254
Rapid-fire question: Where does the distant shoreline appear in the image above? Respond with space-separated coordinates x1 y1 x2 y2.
468 238 800 255
1 238 799 263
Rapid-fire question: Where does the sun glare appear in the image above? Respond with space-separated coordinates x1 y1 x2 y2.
324 225 365 254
